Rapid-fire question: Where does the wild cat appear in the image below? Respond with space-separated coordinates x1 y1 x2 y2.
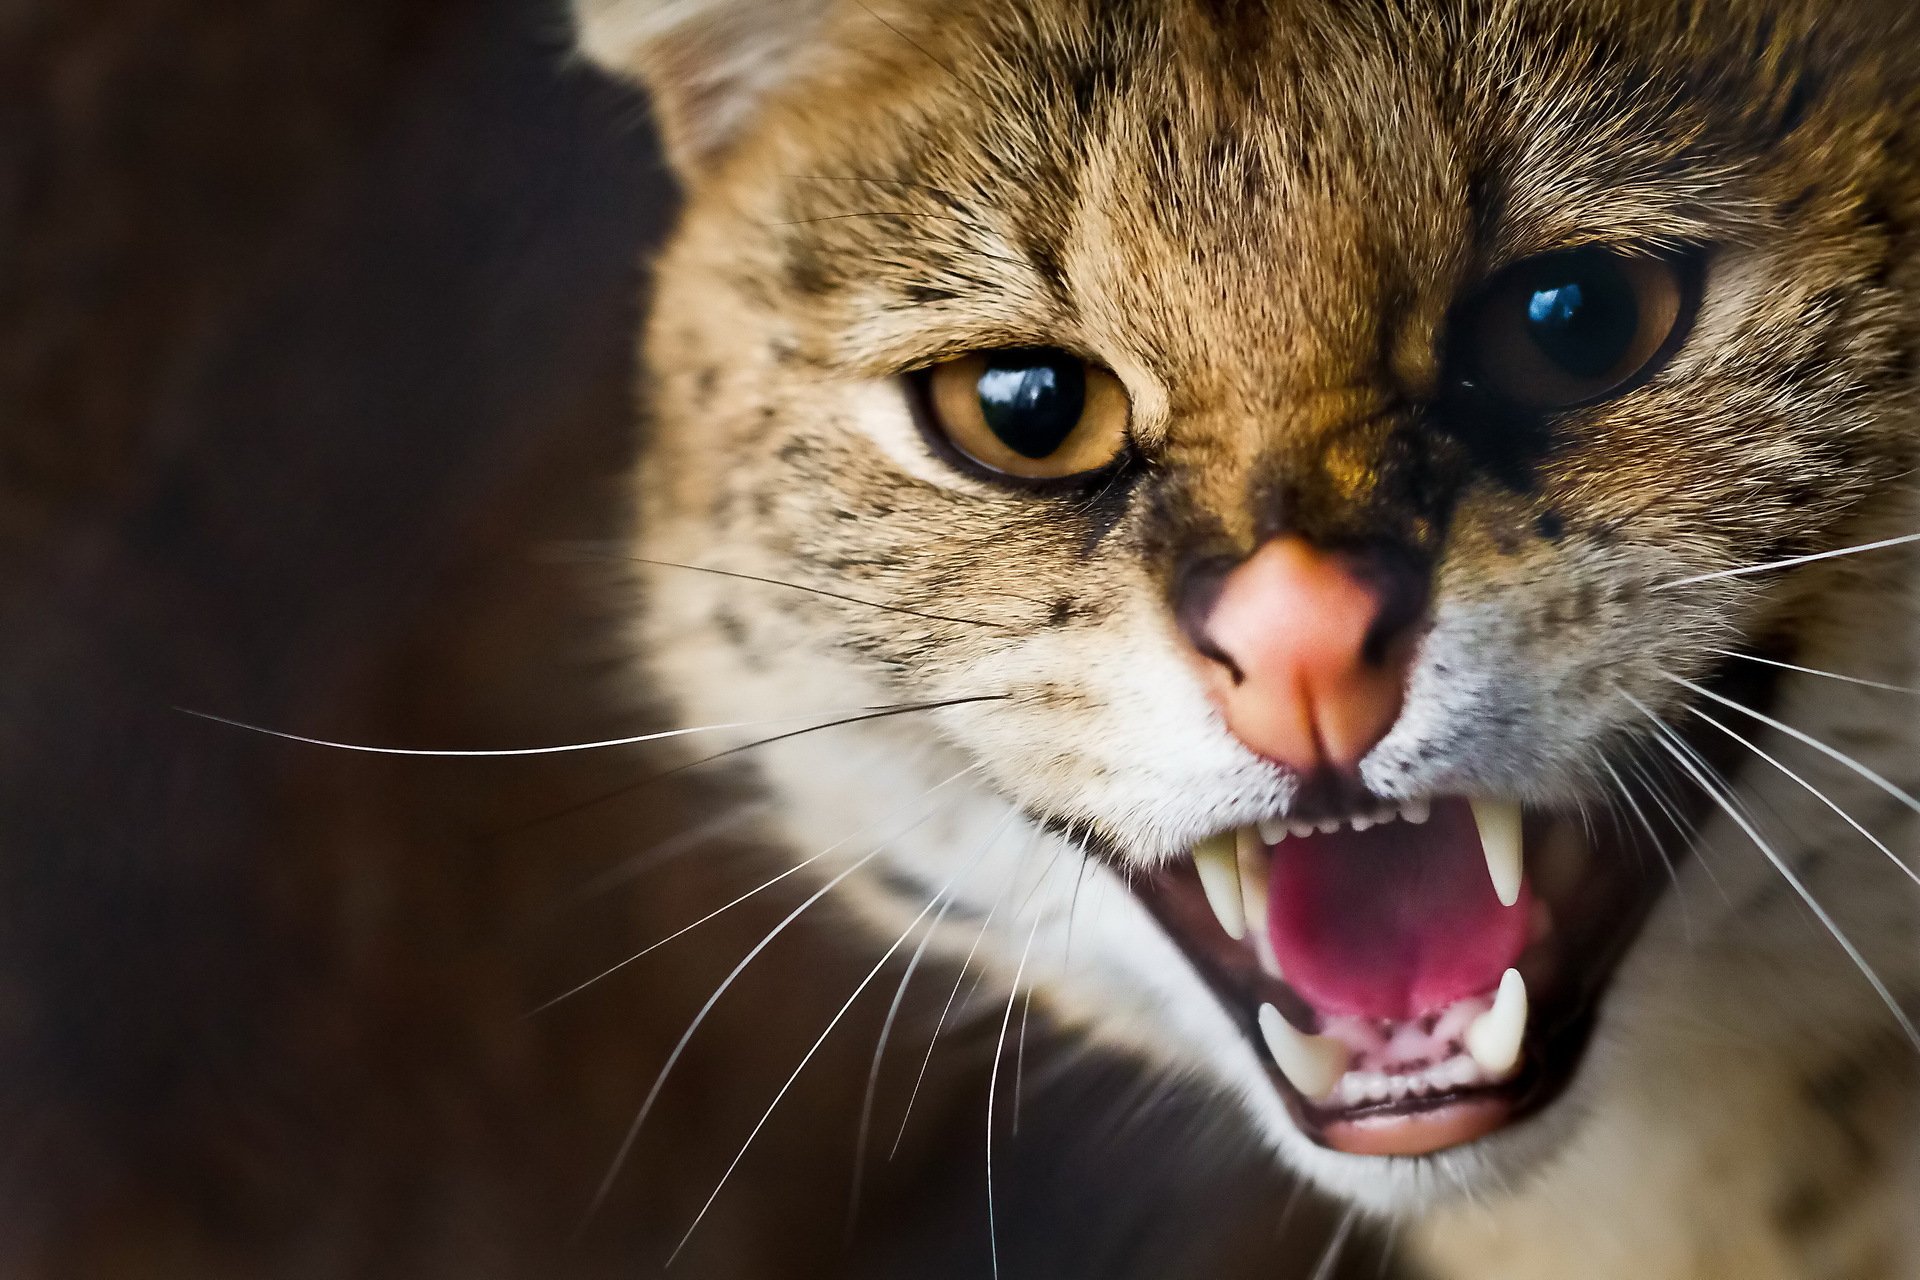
571 0 1920 1274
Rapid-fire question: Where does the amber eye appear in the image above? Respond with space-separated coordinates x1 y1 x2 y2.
1457 248 1694 410
924 348 1131 479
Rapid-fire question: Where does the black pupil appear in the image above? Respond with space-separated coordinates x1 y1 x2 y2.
977 350 1087 459
1524 256 1639 380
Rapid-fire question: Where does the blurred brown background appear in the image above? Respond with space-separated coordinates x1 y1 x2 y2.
0 2 1387 1275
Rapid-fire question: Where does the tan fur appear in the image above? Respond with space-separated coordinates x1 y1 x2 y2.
580 0 1920 1273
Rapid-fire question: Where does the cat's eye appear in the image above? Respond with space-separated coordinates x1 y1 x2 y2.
922 348 1132 480
1456 248 1696 410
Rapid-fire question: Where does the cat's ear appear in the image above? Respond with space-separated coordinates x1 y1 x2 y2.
573 0 837 177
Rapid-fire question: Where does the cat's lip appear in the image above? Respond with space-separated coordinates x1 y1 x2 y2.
1133 804 1659 1158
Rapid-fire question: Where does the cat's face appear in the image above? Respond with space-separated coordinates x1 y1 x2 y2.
583 0 1920 1215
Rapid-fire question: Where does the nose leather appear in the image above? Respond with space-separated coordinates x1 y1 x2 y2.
1188 537 1420 775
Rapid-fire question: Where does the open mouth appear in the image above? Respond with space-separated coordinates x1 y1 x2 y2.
1135 794 1663 1158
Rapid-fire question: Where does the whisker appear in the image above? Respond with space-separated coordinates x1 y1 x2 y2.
1704 647 1920 696
1626 694 1920 1052
582 765 980 1221
1374 1218 1402 1280
788 174 980 211
176 705 890 759
531 764 974 1017
553 800 772 909
847 810 1014 1235
891 827 1031 1159
765 211 994 233
1012 834 1076 1135
624 555 1010 629
986 907 1046 1280
1060 853 1095 970
854 0 967 83
1662 673 1920 818
488 696 1007 839
1595 754 1695 944
664 841 986 1266
1308 1206 1361 1280
1682 705 1920 892
1655 530 1920 590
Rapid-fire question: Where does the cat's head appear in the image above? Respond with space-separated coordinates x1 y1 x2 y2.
579 0 1920 1213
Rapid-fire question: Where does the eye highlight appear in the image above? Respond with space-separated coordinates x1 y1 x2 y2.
1456 248 1697 411
923 348 1131 480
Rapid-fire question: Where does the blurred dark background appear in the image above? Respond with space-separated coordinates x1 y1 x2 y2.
0 2 1385 1275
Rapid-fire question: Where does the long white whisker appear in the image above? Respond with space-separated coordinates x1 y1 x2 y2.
1683 705 1920 892
1704 647 1920 695
1061 854 1095 971
556 800 772 908
1655 530 1920 589
1626 694 1920 1052
581 766 979 1219
986 906 1046 1280
177 705 915 758
890 827 1030 1159
1308 1206 1361 1280
1012 835 1078 1135
1595 754 1695 945
664 842 984 1265
1663 673 1920 818
1373 1218 1402 1280
1621 748 1726 904
529 766 972 1016
847 810 1015 1235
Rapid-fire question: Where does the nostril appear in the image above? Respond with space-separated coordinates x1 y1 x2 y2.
1349 545 1432 668
1178 536 1432 774
1175 554 1244 682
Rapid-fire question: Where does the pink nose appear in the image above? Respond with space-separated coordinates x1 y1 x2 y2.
1187 537 1423 775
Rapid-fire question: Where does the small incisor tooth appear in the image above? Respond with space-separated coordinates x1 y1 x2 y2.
1258 1004 1350 1101
1470 798 1525 908
1193 831 1246 939
1464 968 1529 1079
1256 816 1289 844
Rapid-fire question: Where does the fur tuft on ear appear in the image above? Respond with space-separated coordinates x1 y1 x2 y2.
573 0 836 175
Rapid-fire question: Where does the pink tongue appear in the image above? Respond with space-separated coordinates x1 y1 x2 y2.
1267 799 1529 1021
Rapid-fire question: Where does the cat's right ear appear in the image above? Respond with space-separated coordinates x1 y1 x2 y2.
572 0 837 180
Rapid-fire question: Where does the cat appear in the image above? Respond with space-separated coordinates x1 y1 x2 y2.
573 0 1920 1274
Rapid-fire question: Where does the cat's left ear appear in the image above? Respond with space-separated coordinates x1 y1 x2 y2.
573 0 837 179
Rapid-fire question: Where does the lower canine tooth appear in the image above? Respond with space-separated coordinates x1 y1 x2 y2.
1470 798 1525 908
1464 968 1529 1078
1258 1004 1350 1102
1193 832 1246 939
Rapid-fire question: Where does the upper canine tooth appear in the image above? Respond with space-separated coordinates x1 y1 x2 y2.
1258 1004 1350 1101
1194 832 1246 939
1256 816 1288 844
1235 826 1271 942
1470 798 1525 908
1464 969 1529 1079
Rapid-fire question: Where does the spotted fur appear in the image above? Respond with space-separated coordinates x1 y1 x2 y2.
580 1 1920 1273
